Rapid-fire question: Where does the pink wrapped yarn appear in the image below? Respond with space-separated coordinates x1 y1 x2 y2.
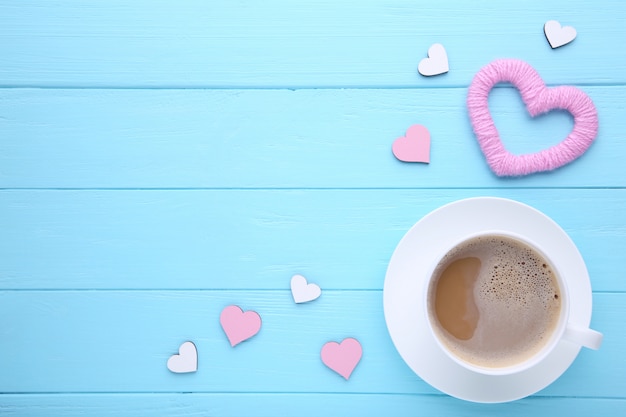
467 59 598 176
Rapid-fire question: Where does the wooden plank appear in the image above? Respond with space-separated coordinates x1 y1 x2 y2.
0 87 622 188
1 1 624 87
1 189 624 291
1 394 625 416
0 291 620 397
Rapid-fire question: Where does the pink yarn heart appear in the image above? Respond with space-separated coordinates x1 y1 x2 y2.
467 59 598 176
220 305 262 347
321 337 362 380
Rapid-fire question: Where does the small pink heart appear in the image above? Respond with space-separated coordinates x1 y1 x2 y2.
320 337 362 380
467 59 598 176
220 305 262 347
392 124 431 163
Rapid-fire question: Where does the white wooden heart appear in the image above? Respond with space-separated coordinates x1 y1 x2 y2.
544 20 577 48
418 43 449 76
290 274 322 304
167 341 198 373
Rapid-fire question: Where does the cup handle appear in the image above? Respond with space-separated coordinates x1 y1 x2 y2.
563 325 603 350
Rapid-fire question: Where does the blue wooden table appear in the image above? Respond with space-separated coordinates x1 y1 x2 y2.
1 1 625 415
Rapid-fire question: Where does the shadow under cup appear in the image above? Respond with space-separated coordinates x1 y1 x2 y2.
425 231 599 376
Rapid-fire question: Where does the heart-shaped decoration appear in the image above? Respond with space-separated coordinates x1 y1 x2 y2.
220 305 262 347
290 274 322 303
167 341 198 373
320 337 363 380
544 20 577 49
392 124 431 163
467 59 598 177
418 43 449 76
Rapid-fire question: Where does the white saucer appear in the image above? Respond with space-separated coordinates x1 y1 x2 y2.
383 197 594 403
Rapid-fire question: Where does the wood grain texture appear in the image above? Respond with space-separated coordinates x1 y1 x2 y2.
1 190 624 290
1 0 625 414
2 394 626 417
0 0 625 88
0 291 620 397
0 87 621 188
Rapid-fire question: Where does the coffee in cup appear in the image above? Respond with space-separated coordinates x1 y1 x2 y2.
427 233 564 371
384 197 604 401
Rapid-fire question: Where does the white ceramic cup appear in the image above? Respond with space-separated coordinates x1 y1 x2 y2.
423 230 603 376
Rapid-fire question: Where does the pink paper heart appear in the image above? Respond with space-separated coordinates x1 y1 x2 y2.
220 305 262 347
320 337 362 380
392 124 431 163
467 59 598 176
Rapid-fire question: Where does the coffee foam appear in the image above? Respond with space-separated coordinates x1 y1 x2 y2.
430 235 562 368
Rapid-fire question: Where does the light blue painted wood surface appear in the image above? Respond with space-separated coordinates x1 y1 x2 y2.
1 190 625 291
0 291 621 396
2 87 623 188
1 0 625 415
1 0 625 88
